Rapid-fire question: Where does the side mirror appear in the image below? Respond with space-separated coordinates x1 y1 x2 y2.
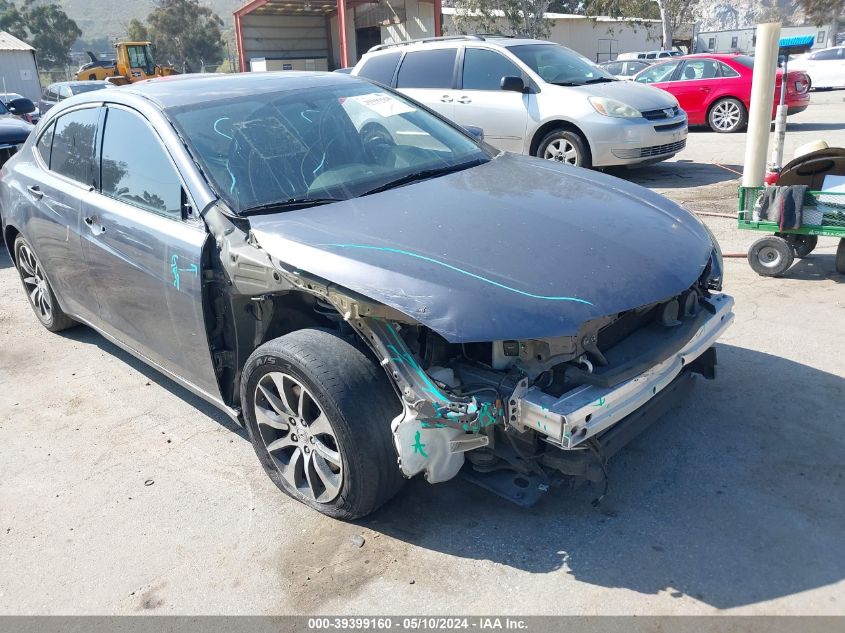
7 98 35 115
500 75 526 92
463 125 484 142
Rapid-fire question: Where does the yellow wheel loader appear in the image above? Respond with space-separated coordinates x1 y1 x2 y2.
77 42 177 85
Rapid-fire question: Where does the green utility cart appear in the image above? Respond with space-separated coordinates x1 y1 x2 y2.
738 186 845 277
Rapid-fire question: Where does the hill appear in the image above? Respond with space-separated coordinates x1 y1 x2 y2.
58 0 242 42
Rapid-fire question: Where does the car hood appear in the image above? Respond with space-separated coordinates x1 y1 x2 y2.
0 115 33 142
552 79 678 110
248 153 714 343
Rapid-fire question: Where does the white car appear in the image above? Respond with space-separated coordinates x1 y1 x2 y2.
617 50 684 61
352 35 687 169
598 59 653 80
788 46 845 89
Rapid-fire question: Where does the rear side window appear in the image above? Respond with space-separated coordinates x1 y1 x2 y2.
100 107 182 218
35 121 54 164
719 62 740 77
462 48 522 90
357 52 401 85
604 62 623 75
50 108 100 185
396 49 457 89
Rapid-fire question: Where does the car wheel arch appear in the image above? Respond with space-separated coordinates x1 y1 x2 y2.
3 224 19 259
529 120 592 158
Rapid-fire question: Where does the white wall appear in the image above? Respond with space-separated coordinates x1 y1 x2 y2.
0 49 39 103
441 12 685 62
696 24 834 54
381 0 435 45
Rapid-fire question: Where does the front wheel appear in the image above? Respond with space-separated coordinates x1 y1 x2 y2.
536 129 591 168
241 328 404 519
708 98 747 133
836 239 845 274
748 235 794 277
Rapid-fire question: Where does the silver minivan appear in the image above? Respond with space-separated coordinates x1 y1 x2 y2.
352 35 688 168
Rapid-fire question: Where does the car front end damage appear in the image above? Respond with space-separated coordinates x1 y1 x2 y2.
263 252 733 504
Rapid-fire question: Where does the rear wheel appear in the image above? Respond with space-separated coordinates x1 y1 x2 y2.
536 129 591 168
836 239 845 274
748 235 794 277
708 98 747 133
14 236 75 332
241 328 404 519
778 233 817 258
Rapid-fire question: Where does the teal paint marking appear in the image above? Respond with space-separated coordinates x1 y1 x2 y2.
320 244 594 305
412 431 428 458
593 397 608 408
170 254 198 291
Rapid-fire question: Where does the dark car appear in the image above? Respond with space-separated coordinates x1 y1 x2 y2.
38 80 112 115
1 73 733 519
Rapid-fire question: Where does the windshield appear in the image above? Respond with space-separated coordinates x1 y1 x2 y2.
70 83 110 95
169 82 489 214
507 44 615 85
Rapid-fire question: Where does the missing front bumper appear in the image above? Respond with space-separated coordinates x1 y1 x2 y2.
514 293 734 450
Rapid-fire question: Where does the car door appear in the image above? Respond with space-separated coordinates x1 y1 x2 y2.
809 47 844 87
671 58 722 122
19 106 103 321
80 104 218 395
449 46 529 152
394 48 458 120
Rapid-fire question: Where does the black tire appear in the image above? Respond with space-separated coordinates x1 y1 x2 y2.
708 97 748 133
241 328 404 519
14 235 75 332
778 233 818 258
747 235 795 277
836 239 845 274
535 128 591 168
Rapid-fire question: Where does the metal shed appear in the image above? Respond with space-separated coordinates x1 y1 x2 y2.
234 0 442 72
0 31 40 103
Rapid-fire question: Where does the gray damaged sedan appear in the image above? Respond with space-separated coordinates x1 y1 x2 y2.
0 73 733 518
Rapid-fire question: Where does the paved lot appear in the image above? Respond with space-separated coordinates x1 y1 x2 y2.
1 91 844 616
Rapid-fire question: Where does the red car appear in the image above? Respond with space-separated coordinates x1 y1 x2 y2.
633 54 810 133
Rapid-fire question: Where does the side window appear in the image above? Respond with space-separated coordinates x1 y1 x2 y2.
635 60 679 83
461 48 522 90
100 107 182 218
731 36 738 48
813 48 840 61
35 121 54 165
396 49 457 89
680 59 719 80
708 37 716 50
58 85 72 100
50 108 100 185
357 52 401 85
719 62 740 77
604 62 623 75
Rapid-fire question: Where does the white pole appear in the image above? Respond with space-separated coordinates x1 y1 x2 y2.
770 55 789 169
742 22 781 188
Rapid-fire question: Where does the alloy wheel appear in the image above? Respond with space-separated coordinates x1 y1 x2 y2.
253 371 343 503
710 100 742 132
544 138 579 165
17 243 52 322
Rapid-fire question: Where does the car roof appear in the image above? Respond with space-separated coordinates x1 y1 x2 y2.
48 80 111 88
364 35 552 56
63 71 363 110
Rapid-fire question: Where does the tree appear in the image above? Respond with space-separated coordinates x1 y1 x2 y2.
796 0 843 47
450 0 555 38
129 0 225 72
0 0 81 67
22 0 81 66
584 0 696 50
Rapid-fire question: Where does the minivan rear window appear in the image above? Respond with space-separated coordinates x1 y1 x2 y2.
396 49 457 89
357 52 401 86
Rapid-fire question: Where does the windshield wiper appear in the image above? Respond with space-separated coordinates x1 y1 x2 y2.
239 197 343 216
584 77 617 84
552 81 586 86
360 159 486 196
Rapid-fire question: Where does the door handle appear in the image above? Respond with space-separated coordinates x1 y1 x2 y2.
440 95 453 103
457 96 472 104
84 216 106 234
700 86 711 92
27 185 43 200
